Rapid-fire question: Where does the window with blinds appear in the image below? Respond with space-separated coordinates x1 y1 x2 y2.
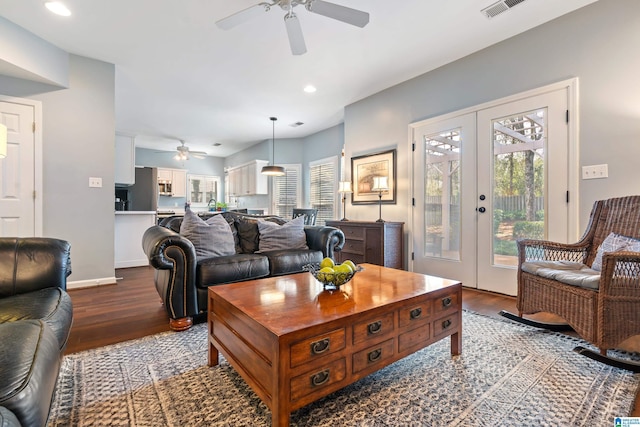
310 156 339 225
271 164 302 219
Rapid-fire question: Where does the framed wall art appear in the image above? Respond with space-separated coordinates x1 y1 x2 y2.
351 149 396 204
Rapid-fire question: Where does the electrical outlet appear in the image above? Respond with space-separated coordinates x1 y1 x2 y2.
89 177 103 188
581 164 608 180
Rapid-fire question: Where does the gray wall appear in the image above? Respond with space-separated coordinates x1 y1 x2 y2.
0 54 116 283
344 0 640 232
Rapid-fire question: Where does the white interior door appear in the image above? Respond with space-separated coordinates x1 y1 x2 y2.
411 86 571 296
0 100 36 237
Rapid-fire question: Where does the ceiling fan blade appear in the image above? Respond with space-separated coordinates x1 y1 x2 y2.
284 13 307 55
216 3 269 30
306 0 369 28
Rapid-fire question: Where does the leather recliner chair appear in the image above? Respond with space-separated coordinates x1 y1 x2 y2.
0 238 74 427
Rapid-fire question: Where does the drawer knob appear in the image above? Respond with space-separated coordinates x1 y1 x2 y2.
367 348 382 363
367 320 382 335
310 338 330 355
442 297 452 308
409 307 422 320
442 319 452 329
310 369 330 387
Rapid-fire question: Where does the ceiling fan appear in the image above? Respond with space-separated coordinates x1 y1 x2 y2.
174 140 207 160
216 0 370 55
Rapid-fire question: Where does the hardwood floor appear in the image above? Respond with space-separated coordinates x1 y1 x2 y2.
65 266 639 416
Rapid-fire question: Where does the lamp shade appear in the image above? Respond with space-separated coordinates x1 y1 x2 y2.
0 123 7 159
338 181 352 193
261 165 286 176
371 176 389 191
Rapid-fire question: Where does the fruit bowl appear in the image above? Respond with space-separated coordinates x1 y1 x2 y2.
303 263 363 290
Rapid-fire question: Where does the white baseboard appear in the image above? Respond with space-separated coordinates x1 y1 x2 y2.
67 276 118 290
115 259 150 269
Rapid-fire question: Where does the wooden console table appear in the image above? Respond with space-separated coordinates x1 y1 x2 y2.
208 264 461 426
326 220 404 269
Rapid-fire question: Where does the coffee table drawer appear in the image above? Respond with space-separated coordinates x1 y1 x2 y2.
434 293 459 315
433 312 459 339
398 323 431 353
352 338 394 373
398 300 432 328
352 312 394 345
290 328 346 368
290 358 346 401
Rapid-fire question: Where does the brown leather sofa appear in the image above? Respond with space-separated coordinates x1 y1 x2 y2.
142 211 345 331
0 238 73 427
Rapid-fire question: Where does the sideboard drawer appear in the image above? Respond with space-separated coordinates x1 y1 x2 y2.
352 312 394 345
398 299 432 329
290 358 346 401
352 338 394 373
290 328 346 368
340 226 365 240
342 240 364 255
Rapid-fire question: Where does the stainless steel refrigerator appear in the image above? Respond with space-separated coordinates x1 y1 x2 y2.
128 167 158 211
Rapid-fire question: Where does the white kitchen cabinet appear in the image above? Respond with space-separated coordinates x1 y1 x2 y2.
115 134 135 185
157 168 187 197
228 160 268 196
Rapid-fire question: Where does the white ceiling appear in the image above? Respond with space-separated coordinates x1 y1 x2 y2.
0 0 597 157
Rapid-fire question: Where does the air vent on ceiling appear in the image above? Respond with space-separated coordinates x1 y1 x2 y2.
289 121 304 128
481 0 526 18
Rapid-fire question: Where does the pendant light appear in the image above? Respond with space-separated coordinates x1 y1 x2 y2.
261 116 286 176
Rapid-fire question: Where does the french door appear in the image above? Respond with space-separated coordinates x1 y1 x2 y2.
411 85 573 295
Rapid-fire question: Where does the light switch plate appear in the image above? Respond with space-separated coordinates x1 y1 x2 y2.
581 164 608 180
89 177 103 188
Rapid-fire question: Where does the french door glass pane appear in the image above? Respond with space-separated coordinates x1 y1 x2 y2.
423 128 461 261
492 108 546 267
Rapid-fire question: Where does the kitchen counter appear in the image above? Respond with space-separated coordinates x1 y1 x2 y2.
115 211 157 215
114 211 156 268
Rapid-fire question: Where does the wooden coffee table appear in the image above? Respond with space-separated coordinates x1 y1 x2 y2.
208 264 462 426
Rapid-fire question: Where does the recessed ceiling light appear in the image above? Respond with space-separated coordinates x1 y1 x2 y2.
303 85 317 93
45 1 71 17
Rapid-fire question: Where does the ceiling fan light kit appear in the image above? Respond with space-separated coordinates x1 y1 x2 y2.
173 140 207 161
216 0 369 55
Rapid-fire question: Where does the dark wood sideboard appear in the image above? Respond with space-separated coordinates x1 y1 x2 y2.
326 220 404 269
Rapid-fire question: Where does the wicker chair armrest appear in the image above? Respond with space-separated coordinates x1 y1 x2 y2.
517 238 589 264
598 251 640 296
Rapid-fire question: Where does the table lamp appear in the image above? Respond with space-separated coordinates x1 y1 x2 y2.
338 181 352 221
371 176 389 222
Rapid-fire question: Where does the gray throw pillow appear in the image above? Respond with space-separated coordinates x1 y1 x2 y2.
257 215 308 252
592 232 640 271
179 209 235 257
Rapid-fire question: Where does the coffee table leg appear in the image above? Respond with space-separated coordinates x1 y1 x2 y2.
272 406 290 427
209 341 219 367
451 326 462 356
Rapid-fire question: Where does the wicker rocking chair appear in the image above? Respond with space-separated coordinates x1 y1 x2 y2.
500 195 640 371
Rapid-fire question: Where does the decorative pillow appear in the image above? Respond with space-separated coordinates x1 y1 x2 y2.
257 215 308 252
591 232 640 271
235 216 287 253
179 209 235 257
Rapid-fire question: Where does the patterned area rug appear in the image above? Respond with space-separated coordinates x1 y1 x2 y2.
48 311 640 426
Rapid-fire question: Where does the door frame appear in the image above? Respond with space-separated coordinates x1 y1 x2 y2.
0 94 43 236
407 78 580 273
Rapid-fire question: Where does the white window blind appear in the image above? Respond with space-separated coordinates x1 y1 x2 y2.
271 164 302 219
310 156 339 225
